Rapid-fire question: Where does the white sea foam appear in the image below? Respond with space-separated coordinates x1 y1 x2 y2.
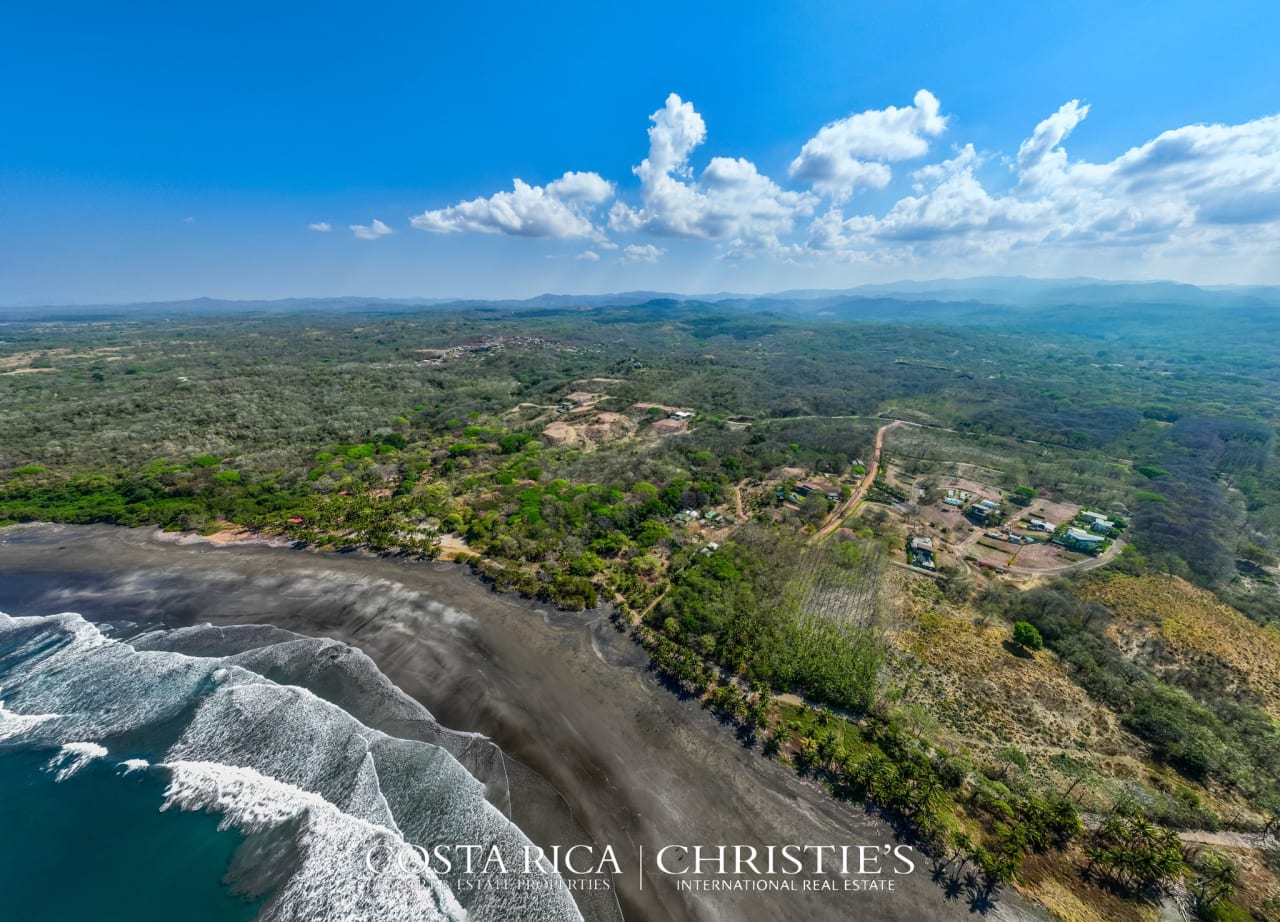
0 611 109 656
45 741 109 781
162 759 469 922
0 611 243 745
0 699 60 741
0 611 586 922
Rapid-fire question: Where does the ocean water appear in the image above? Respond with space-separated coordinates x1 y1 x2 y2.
0 610 584 922
0 748 261 922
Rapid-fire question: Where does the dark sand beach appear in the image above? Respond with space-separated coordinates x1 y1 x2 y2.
0 524 1051 922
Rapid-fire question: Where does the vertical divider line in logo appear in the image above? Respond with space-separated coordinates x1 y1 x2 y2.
638 845 643 891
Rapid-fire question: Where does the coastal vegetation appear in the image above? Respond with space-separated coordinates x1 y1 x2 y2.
2 297 1279 919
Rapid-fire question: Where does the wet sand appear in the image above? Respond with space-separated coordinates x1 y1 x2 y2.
0 524 1051 922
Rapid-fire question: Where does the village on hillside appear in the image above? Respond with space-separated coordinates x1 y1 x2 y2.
476 379 1129 587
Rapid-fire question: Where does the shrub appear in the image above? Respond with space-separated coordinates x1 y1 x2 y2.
1012 621 1044 651
498 433 532 454
1008 486 1037 507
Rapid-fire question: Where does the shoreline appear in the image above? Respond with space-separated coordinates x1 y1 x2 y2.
148 522 476 562
150 523 300 548
0 522 1051 922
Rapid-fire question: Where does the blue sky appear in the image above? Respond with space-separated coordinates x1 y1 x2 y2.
3 1 1279 302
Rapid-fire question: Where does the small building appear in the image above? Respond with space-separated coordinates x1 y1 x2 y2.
1079 510 1109 523
670 411 694 420
1058 527 1106 552
798 480 841 502
943 496 962 507
1028 519 1053 532
967 499 1002 524
1089 518 1115 534
908 535 937 570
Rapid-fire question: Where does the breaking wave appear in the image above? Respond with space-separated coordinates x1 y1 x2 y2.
45 740 109 781
0 610 584 922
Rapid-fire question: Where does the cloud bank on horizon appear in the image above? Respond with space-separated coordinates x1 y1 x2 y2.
396 91 1280 270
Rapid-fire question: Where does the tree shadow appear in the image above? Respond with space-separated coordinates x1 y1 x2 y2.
968 890 998 914
1001 639 1034 659
650 668 698 701
943 875 966 902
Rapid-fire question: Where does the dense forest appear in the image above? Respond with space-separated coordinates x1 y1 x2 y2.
3 297 1279 919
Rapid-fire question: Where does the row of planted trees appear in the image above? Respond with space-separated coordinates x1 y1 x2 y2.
816 716 1082 892
637 626 1085 894
632 630 1250 917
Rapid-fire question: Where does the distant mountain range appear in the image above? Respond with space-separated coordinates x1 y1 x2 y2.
4 277 1280 322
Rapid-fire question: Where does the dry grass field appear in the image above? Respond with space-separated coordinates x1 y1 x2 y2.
1078 574 1280 721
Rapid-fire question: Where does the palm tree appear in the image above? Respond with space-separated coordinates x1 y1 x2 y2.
913 775 947 818
1189 850 1239 916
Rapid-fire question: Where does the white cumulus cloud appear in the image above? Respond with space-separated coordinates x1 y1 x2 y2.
377 90 1279 278
1015 99 1090 188
809 103 1280 267
308 221 332 232
609 93 815 256
350 219 393 240
622 243 665 263
410 171 613 238
790 89 948 200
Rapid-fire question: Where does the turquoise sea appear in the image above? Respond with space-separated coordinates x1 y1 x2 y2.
0 748 260 922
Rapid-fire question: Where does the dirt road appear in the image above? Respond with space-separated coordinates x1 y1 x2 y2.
811 420 903 543
1005 538 1127 576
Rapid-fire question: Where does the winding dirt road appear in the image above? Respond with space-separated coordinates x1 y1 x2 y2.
1005 538 1127 577
798 416 1126 579
811 420 903 543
